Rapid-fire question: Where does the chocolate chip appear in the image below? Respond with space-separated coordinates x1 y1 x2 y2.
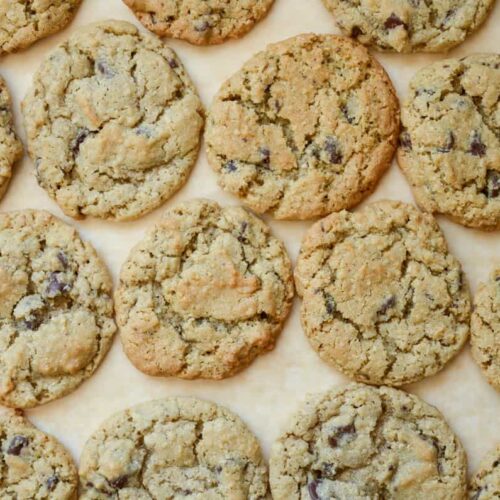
444 9 456 22
341 104 354 124
57 251 69 269
308 479 321 500
486 170 500 198
351 26 363 37
225 160 237 172
259 147 270 165
324 293 336 315
469 132 487 157
194 20 210 32
384 13 407 29
72 128 92 157
46 272 71 298
46 475 59 491
7 435 29 455
493 460 499 467
109 475 128 489
378 295 396 315
168 58 178 69
23 317 42 330
437 132 455 153
399 132 412 151
96 60 115 78
324 137 342 164
328 423 356 447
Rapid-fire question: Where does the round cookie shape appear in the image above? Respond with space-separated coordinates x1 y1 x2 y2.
469 445 500 499
206 34 400 220
294 200 471 386
79 397 269 498
471 269 499 391
0 0 82 55
270 383 467 500
116 198 294 379
398 54 500 230
0 408 78 499
22 20 204 221
322 0 495 53
0 76 23 198
122 0 275 45
0 210 116 408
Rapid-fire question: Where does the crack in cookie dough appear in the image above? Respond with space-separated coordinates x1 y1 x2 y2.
270 384 467 500
22 20 204 220
322 0 495 52
0 210 116 408
0 408 77 499
294 200 471 386
0 0 81 55
398 54 500 230
123 0 275 45
0 76 22 200
116 199 294 379
79 397 269 499
469 445 500 499
471 268 499 391
206 34 399 220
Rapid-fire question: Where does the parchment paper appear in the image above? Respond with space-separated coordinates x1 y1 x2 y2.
1 0 499 477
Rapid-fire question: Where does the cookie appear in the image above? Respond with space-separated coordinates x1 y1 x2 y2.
122 0 275 45
0 210 116 408
0 408 78 499
0 0 81 55
295 200 471 386
22 20 204 221
79 397 269 499
322 0 495 53
206 34 399 220
270 383 467 500
469 445 500 499
471 269 500 391
398 54 500 230
0 76 22 199
116 198 294 379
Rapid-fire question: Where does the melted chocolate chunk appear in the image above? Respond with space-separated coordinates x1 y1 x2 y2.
308 479 321 500
23 317 42 331
7 435 29 455
399 132 412 151
384 13 407 30
378 295 396 315
46 474 59 491
437 132 455 153
259 146 270 165
351 26 363 38
328 423 356 447
469 132 487 157
486 170 500 198
324 137 343 164
225 160 237 172
72 128 92 157
168 58 178 69
324 293 336 315
46 272 71 298
109 475 128 489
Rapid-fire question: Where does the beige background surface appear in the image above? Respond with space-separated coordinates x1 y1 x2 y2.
1 0 499 478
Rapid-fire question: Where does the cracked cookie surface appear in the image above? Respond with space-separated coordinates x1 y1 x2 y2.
22 20 204 220
322 0 494 52
294 200 471 386
116 199 294 379
469 445 500 499
79 397 269 499
0 408 77 499
471 268 499 391
0 76 22 199
270 383 467 500
0 210 116 408
205 34 399 220
0 0 81 55
398 54 500 230
123 0 275 45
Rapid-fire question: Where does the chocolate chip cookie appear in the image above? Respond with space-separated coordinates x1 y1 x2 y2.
270 383 467 499
22 20 204 220
79 397 269 499
0 0 81 55
0 76 22 199
116 199 294 379
122 0 275 45
322 0 495 52
0 408 77 499
295 200 471 386
471 269 499 391
206 34 399 220
0 210 116 408
398 54 500 230
469 445 500 499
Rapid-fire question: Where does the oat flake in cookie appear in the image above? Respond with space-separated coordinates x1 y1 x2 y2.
0 408 78 499
22 20 204 221
0 76 22 199
0 210 116 408
270 383 467 500
295 200 471 386
79 397 269 499
206 34 399 220
0 0 82 55
123 0 275 45
471 269 500 391
322 0 495 53
469 445 500 500
398 54 500 230
116 199 294 379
